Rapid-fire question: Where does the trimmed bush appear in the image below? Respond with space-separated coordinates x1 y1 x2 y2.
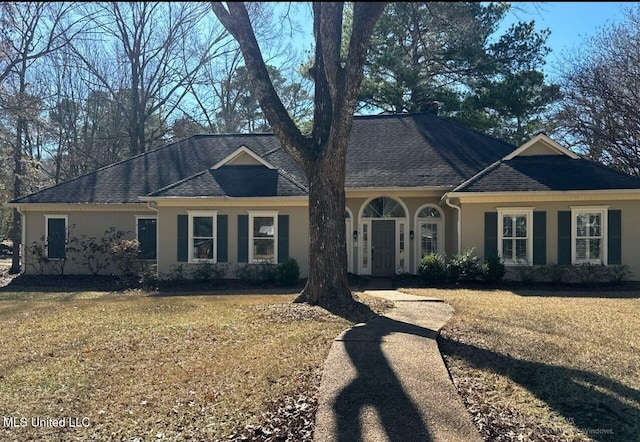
418 253 447 284
447 248 480 282
234 261 278 284
277 258 300 287
190 262 227 281
480 256 506 284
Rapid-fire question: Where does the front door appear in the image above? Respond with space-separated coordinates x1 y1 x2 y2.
372 220 395 276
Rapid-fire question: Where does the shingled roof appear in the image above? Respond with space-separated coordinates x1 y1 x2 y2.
451 155 640 192
12 112 518 204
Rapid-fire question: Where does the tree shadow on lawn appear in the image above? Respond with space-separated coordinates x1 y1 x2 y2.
438 337 640 441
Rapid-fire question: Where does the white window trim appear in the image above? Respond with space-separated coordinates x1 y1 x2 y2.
497 207 534 265
345 208 354 274
136 216 158 261
357 196 409 276
248 211 278 263
414 204 445 274
44 214 68 260
571 206 609 265
188 211 217 263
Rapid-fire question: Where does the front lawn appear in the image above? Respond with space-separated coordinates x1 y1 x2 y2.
402 288 640 441
0 289 372 441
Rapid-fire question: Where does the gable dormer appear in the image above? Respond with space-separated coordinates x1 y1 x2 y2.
503 133 580 160
212 145 276 169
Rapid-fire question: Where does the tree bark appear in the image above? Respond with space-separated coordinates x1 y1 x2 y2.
296 141 353 308
211 2 386 311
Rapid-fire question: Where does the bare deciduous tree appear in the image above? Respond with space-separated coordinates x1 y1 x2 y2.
69 2 231 156
211 2 386 311
555 5 640 175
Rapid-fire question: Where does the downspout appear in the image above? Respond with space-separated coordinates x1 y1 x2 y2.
17 206 25 274
444 194 461 254
146 201 159 275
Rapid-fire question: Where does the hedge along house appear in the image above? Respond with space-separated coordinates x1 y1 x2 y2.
9 112 640 279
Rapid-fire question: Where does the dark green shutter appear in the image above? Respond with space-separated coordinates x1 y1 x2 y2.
138 218 157 260
557 211 571 265
608 210 622 265
217 215 228 262
533 211 546 265
177 215 188 262
484 212 498 259
278 214 289 263
47 217 66 259
238 215 248 263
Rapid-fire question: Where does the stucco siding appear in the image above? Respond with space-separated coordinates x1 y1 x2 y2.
22 208 154 275
459 199 640 279
156 205 309 278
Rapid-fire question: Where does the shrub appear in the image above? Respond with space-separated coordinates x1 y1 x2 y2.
605 264 631 285
480 256 506 284
418 253 447 285
190 262 227 281
514 262 538 284
566 263 608 284
447 248 480 282
111 238 142 276
234 261 278 285
537 264 567 284
278 258 300 287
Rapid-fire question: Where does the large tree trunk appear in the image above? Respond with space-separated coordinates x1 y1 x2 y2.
295 149 353 309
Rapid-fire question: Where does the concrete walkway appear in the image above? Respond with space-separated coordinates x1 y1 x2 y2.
313 290 482 442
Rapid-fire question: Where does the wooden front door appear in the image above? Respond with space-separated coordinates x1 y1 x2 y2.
372 220 395 276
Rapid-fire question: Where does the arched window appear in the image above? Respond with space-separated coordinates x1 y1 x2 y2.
363 197 406 218
416 204 445 260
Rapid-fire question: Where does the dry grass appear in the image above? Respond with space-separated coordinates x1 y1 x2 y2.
0 289 356 441
402 288 640 442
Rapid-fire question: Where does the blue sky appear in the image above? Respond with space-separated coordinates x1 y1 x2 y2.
498 2 634 80
285 2 635 82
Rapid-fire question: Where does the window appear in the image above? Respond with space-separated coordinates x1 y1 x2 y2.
572 206 608 264
188 211 217 262
45 215 68 260
136 217 157 260
416 205 444 261
498 208 533 264
249 212 278 263
363 197 406 218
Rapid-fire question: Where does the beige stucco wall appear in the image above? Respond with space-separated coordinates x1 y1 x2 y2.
155 204 310 278
21 205 154 274
458 198 640 279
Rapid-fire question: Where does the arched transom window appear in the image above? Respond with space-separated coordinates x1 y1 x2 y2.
363 197 406 218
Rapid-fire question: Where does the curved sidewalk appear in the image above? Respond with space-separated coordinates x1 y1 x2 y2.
313 290 482 442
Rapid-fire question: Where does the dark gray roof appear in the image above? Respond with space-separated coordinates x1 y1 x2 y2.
452 155 640 192
12 112 590 204
345 112 516 188
13 134 305 204
150 166 307 197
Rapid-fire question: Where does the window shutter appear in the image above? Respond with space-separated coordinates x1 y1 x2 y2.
484 212 498 259
557 211 571 265
238 215 248 263
533 211 546 265
138 219 157 260
217 215 228 262
278 214 289 263
608 210 622 265
47 218 66 259
177 215 188 262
